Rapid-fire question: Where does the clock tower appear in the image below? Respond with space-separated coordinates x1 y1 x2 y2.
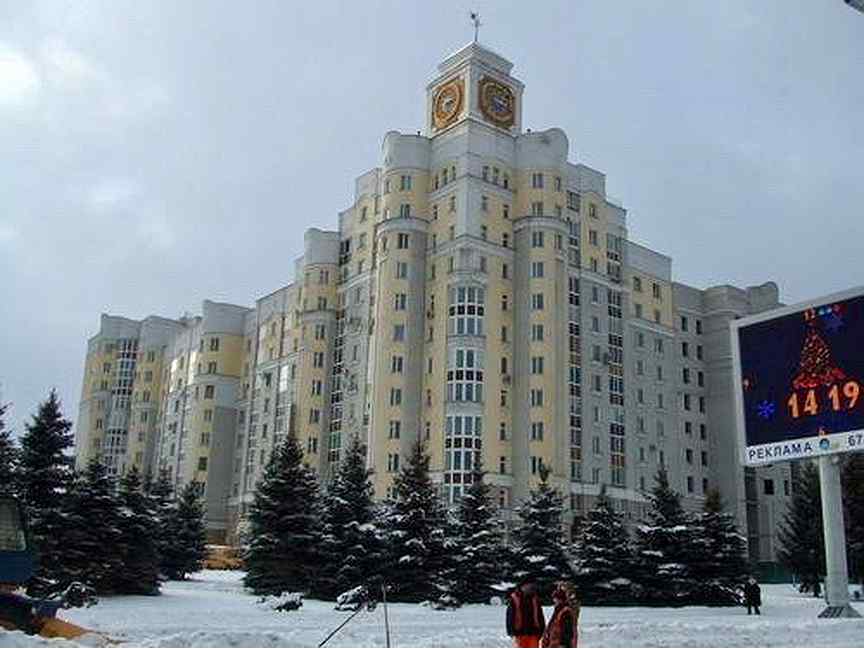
425 41 524 137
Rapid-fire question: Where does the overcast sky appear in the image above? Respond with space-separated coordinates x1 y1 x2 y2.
1 0 862 434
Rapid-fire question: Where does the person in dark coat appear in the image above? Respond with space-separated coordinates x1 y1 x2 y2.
744 577 762 615
506 578 545 648
541 582 580 648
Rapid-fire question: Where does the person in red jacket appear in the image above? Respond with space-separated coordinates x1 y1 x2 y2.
506 578 545 648
541 582 580 648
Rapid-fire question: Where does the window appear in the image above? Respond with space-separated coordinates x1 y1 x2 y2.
393 325 405 341
696 320 703 335
499 422 507 441
591 316 599 332
479 256 487 273
700 424 707 440
636 331 645 348
449 196 456 212
531 421 544 441
685 421 693 436
591 286 599 303
532 293 544 310
390 388 403 406
315 324 326 340
204 385 215 399
682 342 690 358
197 457 208 471
687 476 694 493
449 286 485 336
531 356 544 374
681 316 689 332
531 201 544 216
698 371 704 387
532 172 544 188
311 380 322 396
683 394 692 411
397 233 410 248
500 456 507 474
652 283 662 300
588 229 598 245
502 262 509 278
635 303 643 318
637 388 644 404
657 365 664 381
206 361 217 374
482 166 489 181
686 448 694 464
636 359 644 375
481 195 488 212
400 174 412 191
531 261 544 278
532 230 544 248
555 176 562 191
447 349 484 403
764 479 775 496
654 338 664 354
384 179 391 193
530 389 544 407
503 204 510 219
394 293 407 311
567 190 579 210
683 367 690 384
699 396 705 413
501 357 508 374
697 345 704 361
701 451 708 467
657 393 665 409
592 375 602 393
633 276 643 292
313 351 325 368
387 453 400 472
391 356 404 373
532 324 544 341
501 326 508 342
389 420 401 439
396 261 408 279
209 337 220 351
480 224 488 241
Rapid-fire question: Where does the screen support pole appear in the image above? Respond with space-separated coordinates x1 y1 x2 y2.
818 455 860 618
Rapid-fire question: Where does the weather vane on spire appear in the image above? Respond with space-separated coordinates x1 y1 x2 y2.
469 11 481 43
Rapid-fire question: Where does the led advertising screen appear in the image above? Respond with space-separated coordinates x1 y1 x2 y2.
732 287 864 466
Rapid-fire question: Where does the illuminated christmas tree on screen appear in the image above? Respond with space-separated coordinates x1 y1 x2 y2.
792 324 846 390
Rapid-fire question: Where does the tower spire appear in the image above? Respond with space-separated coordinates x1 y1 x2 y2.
469 11 481 43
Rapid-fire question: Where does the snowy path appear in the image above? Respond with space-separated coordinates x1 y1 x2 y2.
3 571 864 648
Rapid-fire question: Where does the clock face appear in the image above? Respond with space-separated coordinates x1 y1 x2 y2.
479 77 515 128
433 79 464 129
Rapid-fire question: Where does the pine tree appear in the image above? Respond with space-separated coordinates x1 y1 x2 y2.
0 403 20 496
690 490 749 605
59 459 124 594
572 486 636 605
843 454 864 581
778 462 824 593
510 467 572 597
317 436 383 599
385 441 451 603
161 482 207 580
19 390 74 595
451 459 508 604
634 468 697 605
146 468 175 576
244 435 323 595
114 467 161 595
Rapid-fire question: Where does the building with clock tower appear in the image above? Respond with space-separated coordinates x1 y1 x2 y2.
73 40 792 571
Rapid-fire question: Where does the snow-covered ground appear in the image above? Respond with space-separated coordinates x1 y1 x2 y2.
3 570 864 648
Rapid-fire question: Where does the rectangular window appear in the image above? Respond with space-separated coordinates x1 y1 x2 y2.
764 479 775 496
532 172 544 188
531 421 544 441
681 316 689 332
389 420 401 439
532 324 544 341
532 293 544 310
400 175 412 191
198 457 208 471
390 388 403 406
394 293 407 310
532 231 544 248
530 389 544 407
397 233 410 248
531 356 544 374
396 262 408 279
393 325 405 341
633 276 642 292
391 356 404 373
531 261 544 278
696 320 703 335
588 229 598 245
531 201 544 216
481 195 488 212
209 337 220 351
204 385 215 399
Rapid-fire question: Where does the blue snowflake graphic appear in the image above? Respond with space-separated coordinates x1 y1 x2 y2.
825 312 844 334
756 400 776 420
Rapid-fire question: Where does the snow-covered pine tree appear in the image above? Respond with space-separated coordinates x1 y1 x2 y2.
146 468 175 577
510 466 572 597
0 403 20 495
451 459 508 604
114 467 161 595
161 482 207 580
60 459 124 594
778 461 824 594
689 489 749 605
572 485 636 605
634 468 697 605
317 435 383 600
385 440 451 603
19 390 75 596
244 435 323 595
842 454 864 582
